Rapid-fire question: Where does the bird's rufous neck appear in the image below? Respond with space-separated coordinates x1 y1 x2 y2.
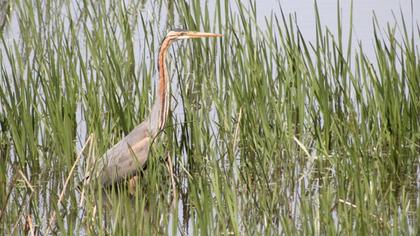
156 37 173 130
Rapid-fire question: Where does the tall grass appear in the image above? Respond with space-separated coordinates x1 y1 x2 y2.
0 0 419 235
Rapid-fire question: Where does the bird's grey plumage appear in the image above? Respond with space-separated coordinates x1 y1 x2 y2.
87 87 162 186
97 121 151 186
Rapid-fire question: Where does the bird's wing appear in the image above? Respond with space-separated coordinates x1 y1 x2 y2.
93 120 152 186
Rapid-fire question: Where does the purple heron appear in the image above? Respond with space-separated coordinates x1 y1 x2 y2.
85 30 222 187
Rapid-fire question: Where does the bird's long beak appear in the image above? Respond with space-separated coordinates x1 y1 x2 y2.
180 31 223 39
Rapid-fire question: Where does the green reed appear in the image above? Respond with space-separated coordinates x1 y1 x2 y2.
0 0 419 235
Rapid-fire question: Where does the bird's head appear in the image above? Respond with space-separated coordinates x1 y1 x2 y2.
165 29 223 40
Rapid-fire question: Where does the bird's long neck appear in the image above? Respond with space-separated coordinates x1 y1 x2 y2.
149 37 173 136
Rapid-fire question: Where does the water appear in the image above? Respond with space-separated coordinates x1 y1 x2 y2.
3 0 419 55
1 0 418 234
275 0 419 58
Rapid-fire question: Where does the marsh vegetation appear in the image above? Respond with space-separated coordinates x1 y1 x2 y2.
0 0 419 235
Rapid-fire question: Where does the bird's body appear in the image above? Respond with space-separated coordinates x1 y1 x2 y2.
86 30 222 187
97 120 151 186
